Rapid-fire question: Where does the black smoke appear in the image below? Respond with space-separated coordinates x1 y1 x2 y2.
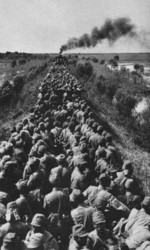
60 17 136 54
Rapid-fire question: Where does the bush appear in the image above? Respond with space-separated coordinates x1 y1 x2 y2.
96 74 118 99
92 57 98 63
100 60 105 65
76 62 93 79
114 55 119 61
76 64 84 77
35 63 47 74
96 80 106 93
106 82 118 99
18 58 26 65
2 80 11 89
97 80 118 99
11 60 17 68
134 64 140 71
69 59 77 65
1 80 12 95
115 89 136 116
13 75 25 91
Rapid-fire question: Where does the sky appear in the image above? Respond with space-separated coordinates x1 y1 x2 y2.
0 0 150 53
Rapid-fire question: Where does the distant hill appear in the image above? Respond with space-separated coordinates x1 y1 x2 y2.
65 53 150 62
2 52 150 62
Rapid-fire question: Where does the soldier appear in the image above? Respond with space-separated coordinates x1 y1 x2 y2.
25 213 59 250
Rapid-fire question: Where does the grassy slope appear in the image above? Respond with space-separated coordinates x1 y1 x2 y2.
92 97 150 195
69 56 150 194
0 58 52 141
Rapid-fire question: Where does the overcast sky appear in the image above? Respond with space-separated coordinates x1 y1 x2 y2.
0 0 150 53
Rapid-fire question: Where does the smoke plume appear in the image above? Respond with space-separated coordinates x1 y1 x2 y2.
60 17 136 53
136 31 150 50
